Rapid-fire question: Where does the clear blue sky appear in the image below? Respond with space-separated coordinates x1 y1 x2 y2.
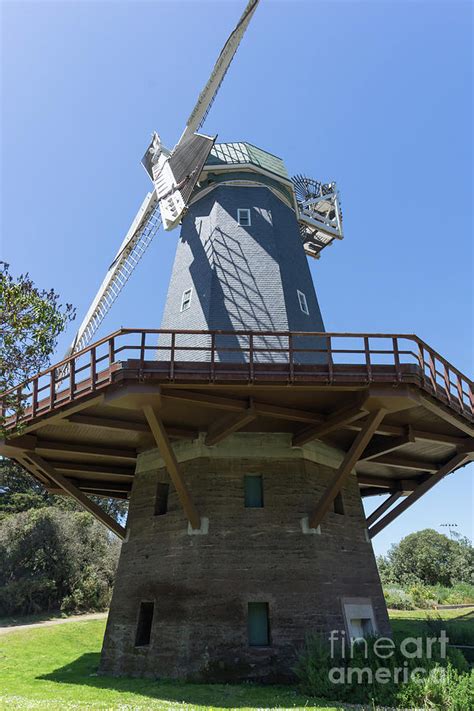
1 0 472 556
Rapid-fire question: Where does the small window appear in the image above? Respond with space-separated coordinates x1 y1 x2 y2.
297 290 309 315
181 288 192 312
349 617 374 639
135 601 154 647
154 482 169 516
244 475 263 508
333 492 345 515
343 600 377 640
237 208 251 227
248 602 270 646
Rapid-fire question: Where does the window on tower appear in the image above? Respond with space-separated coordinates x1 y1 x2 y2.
154 482 169 516
135 601 154 647
248 602 270 646
237 208 251 227
333 492 345 515
244 474 264 508
180 288 192 312
297 290 309 315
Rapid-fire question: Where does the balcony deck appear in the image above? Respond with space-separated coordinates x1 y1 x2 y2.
1 329 472 538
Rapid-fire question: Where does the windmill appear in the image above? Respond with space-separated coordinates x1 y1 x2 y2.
66 0 343 357
2 0 472 684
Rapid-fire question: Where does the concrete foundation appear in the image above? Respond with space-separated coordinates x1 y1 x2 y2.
99 434 390 681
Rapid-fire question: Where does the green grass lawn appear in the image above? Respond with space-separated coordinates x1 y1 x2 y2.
0 618 342 711
1 608 473 711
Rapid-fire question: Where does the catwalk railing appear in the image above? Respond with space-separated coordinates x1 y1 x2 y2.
2 329 473 427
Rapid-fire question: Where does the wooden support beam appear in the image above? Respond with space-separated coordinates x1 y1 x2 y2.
164 389 325 426
345 421 467 446
53 461 134 478
35 440 136 462
293 401 369 447
366 491 403 527
68 478 132 493
360 428 415 461
357 473 398 488
360 486 398 498
308 409 387 528
19 453 126 539
411 391 474 437
163 389 247 412
205 404 256 446
65 413 197 440
369 453 437 472
369 452 471 538
20 394 105 433
143 405 201 530
66 413 149 433
252 402 323 425
357 473 423 489
166 426 199 440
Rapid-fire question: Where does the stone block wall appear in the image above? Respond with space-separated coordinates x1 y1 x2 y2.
100 435 389 681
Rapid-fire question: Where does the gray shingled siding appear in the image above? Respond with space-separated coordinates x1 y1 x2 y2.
159 185 325 363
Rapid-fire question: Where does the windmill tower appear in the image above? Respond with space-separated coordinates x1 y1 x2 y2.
2 0 473 684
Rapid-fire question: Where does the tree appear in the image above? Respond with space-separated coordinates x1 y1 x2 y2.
0 261 75 429
0 458 128 522
0 507 121 616
379 529 474 587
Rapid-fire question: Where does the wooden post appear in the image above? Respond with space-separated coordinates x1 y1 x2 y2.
369 451 471 538
308 408 386 529
366 490 403 528
23 453 126 539
205 403 256 446
143 405 201 530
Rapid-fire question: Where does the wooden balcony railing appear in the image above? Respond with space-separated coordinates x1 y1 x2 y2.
1 329 472 428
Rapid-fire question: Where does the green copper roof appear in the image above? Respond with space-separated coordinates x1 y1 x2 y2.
206 142 289 181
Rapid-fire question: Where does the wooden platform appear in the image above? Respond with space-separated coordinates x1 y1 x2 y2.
1 329 472 538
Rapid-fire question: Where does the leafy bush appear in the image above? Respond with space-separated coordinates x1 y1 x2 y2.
409 583 438 609
383 585 415 610
384 581 474 610
398 665 474 711
295 632 470 709
0 508 120 617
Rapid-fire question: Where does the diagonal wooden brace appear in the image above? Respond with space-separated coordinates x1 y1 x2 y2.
20 452 126 539
368 451 471 538
143 405 201 530
205 401 256 446
292 397 370 447
308 408 387 529
366 490 403 528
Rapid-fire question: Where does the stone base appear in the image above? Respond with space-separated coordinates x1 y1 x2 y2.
99 434 390 681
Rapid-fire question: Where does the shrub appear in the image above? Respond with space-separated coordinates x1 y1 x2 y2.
398 665 474 711
295 632 470 709
0 508 120 617
383 585 415 610
409 583 438 609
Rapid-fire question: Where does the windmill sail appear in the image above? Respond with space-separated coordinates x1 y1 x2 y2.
178 0 260 145
66 0 260 357
66 192 161 357
144 132 216 231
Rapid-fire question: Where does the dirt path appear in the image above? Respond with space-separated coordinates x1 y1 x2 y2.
0 611 107 635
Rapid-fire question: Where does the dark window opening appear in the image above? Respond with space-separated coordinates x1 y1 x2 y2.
248 602 270 646
333 492 345 515
244 475 263 508
135 601 154 647
154 482 169 516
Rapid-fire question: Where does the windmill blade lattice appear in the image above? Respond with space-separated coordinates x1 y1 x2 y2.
67 193 161 357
